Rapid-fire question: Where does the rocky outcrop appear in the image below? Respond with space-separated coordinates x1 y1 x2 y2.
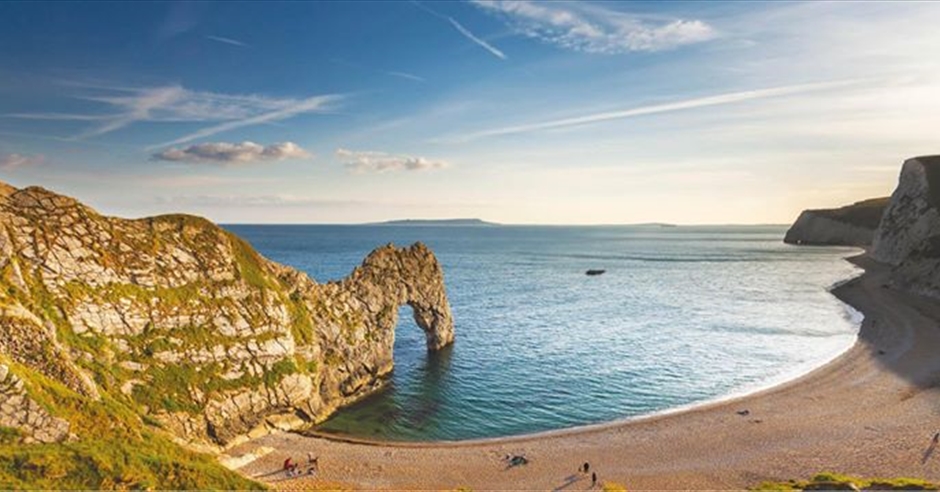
0 363 71 444
871 156 940 298
0 181 453 450
784 197 889 246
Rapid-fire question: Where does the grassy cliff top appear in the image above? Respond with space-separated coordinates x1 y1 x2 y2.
806 197 890 230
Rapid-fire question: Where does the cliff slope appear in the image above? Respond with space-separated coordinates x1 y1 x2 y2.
0 181 453 487
872 156 940 298
784 197 889 246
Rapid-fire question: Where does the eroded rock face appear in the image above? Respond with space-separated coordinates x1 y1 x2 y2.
872 157 940 264
871 156 940 298
784 197 889 246
0 182 454 449
0 364 71 444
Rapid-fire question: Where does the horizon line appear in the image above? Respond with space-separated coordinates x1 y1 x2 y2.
217 220 792 227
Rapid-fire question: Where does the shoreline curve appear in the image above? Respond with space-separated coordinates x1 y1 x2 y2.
232 252 940 489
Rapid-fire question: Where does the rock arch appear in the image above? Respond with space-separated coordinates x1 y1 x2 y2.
338 242 455 351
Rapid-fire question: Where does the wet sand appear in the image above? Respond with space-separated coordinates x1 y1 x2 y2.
233 254 940 490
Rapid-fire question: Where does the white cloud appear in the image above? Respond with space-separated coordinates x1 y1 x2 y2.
2 112 108 121
205 35 247 47
446 79 864 142
336 148 448 173
152 141 312 164
5 83 342 145
155 194 359 207
152 94 338 149
386 71 426 83
472 0 716 53
448 17 508 60
78 85 188 138
414 2 507 60
0 153 44 170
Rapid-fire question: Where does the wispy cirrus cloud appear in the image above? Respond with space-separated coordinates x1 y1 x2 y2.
0 153 44 170
448 17 508 60
152 94 338 149
336 148 448 173
152 141 311 164
155 194 360 207
414 2 507 60
4 83 342 146
205 34 248 47
446 79 865 142
386 71 426 83
330 58 426 83
2 112 108 121
471 0 716 53
76 85 187 139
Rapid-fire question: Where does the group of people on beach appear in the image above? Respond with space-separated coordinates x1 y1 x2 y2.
279 452 606 485
282 452 319 478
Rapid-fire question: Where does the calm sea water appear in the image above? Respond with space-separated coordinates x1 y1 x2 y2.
225 224 862 442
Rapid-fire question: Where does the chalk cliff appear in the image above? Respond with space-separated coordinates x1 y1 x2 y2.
0 181 454 451
784 197 889 246
786 156 940 299
871 156 940 298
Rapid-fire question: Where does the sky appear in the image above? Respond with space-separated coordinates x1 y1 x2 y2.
1 1 939 225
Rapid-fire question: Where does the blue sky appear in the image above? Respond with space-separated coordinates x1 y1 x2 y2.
1 1 938 224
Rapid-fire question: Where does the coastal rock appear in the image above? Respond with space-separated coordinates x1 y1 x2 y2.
790 156 940 299
0 364 71 444
872 157 940 264
0 181 454 449
784 197 888 246
871 156 940 298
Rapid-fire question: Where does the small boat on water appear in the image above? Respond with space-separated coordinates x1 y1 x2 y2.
585 269 606 276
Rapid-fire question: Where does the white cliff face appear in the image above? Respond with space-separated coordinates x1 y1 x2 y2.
869 156 940 299
872 158 940 265
787 156 940 298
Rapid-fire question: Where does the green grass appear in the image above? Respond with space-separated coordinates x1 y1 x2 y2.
131 356 300 415
813 197 890 230
0 197 328 489
0 427 21 446
0 360 263 490
753 472 938 491
285 290 315 346
230 234 271 291
0 438 262 490
263 358 298 387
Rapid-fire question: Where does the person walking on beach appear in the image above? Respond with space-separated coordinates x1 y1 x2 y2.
582 462 590 474
592 472 597 488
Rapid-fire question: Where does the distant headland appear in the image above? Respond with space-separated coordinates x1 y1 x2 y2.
371 218 499 226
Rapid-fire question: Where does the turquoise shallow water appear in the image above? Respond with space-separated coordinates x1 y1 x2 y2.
225 224 862 441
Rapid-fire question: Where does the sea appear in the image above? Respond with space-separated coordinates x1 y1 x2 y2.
225 224 863 442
